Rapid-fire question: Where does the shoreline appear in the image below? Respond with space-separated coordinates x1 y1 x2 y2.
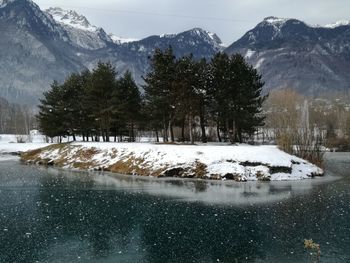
20 142 324 182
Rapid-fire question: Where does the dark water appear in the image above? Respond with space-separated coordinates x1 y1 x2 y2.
0 153 349 263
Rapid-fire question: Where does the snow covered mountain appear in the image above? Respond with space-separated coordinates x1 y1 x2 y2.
0 0 349 104
226 16 350 95
0 0 223 104
45 7 113 50
0 0 84 104
131 28 224 57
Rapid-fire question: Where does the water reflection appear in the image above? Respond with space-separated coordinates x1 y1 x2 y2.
59 170 337 206
0 154 349 262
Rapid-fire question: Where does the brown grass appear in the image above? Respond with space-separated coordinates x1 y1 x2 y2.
109 156 151 176
21 143 69 164
73 148 100 161
194 161 207 178
72 161 96 170
20 148 43 161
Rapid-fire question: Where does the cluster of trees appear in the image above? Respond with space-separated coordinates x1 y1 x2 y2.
0 97 35 135
38 48 266 143
38 63 141 142
143 48 266 143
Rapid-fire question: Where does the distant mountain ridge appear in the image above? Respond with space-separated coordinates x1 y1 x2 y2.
226 16 350 95
0 0 349 104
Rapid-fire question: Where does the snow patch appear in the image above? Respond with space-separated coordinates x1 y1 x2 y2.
46 7 98 32
255 58 265 69
108 34 138 44
245 49 256 59
264 16 289 25
324 20 350 28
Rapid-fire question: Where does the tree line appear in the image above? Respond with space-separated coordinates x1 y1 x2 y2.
0 97 35 135
38 47 266 143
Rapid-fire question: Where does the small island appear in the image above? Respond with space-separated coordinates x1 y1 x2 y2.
18 49 327 182
21 142 323 181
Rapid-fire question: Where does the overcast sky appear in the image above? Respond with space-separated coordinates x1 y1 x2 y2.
35 0 349 45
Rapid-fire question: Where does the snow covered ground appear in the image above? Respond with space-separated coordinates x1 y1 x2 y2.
0 134 49 155
21 142 324 181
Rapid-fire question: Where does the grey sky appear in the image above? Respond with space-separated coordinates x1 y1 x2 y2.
35 0 349 45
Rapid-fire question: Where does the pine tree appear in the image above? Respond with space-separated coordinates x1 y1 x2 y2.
37 81 67 141
174 55 209 143
194 58 209 143
209 53 266 143
86 62 118 142
209 52 232 142
61 71 95 141
230 54 266 142
116 71 142 142
143 47 176 142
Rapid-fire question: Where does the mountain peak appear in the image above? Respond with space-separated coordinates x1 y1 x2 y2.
324 20 350 28
184 27 223 46
46 7 98 32
263 16 290 24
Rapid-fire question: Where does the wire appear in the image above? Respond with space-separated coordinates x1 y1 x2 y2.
41 4 251 23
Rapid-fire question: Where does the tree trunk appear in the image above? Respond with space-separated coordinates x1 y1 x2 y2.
105 128 109 142
169 120 175 142
217 121 222 142
181 118 185 142
189 115 194 144
162 115 168 142
155 130 159 143
199 112 207 143
232 119 236 144
129 122 135 142
238 127 242 143
102 131 106 142
224 119 229 142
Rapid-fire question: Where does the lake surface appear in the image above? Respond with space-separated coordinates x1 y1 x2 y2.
0 153 349 263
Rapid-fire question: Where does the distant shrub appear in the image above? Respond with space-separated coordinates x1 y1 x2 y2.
277 131 324 167
326 137 350 152
15 135 32 143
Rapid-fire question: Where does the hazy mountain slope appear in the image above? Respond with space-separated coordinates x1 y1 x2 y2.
0 0 86 104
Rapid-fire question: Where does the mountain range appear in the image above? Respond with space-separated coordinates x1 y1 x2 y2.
0 0 349 105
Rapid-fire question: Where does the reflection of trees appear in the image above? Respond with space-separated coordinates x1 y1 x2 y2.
3 161 349 262
37 171 143 260
166 180 208 193
139 201 267 263
193 181 208 193
38 171 269 262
